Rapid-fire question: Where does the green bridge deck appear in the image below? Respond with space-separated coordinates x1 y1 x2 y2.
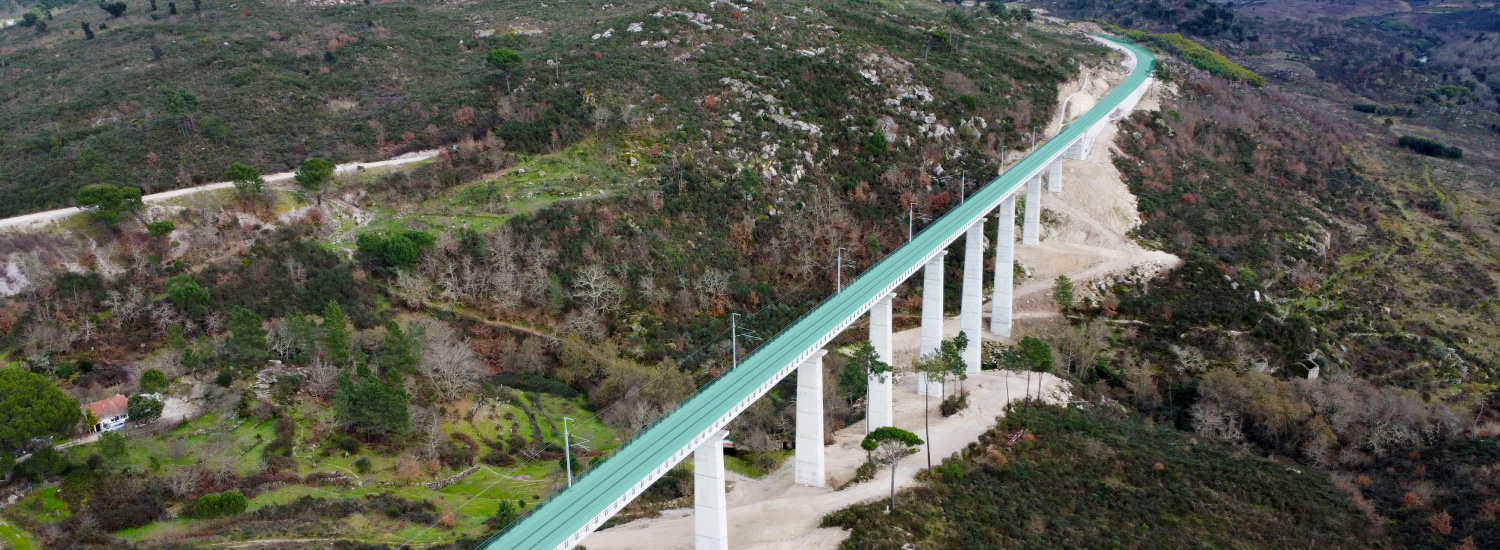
480 35 1154 550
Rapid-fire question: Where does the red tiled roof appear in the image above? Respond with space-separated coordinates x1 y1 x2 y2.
83 394 129 420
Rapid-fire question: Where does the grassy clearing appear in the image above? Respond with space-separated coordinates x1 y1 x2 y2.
365 137 647 237
724 450 793 479
0 519 40 550
8 487 71 526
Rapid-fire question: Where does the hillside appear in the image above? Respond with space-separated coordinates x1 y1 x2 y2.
1 0 1496 548
0 1 1111 548
823 404 1382 549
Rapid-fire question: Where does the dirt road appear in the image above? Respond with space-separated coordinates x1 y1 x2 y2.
0 150 439 232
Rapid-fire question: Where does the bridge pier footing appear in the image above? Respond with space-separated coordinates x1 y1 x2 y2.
991 196 1016 337
916 254 945 397
867 292 895 433
694 430 730 550
795 350 829 487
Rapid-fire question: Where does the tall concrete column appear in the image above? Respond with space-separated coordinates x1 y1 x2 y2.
991 195 1016 337
1066 137 1087 160
694 430 730 550
1022 174 1042 246
960 222 984 376
867 292 895 433
795 350 829 487
916 253 945 397
1048 159 1063 194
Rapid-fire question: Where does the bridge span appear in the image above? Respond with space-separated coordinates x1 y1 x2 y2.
481 34 1155 550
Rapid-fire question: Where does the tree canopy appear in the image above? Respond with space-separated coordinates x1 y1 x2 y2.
321 301 352 366
127 394 164 422
294 158 336 200
228 306 267 365
0 368 82 451
861 426 923 512
1017 336 1055 372
333 369 410 441
146 220 175 238
486 47 523 91
225 162 263 196
74 184 143 226
164 274 210 317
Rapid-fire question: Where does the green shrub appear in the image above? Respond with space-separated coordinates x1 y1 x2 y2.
146 220 176 238
14 446 69 482
326 433 362 455
189 490 247 518
939 392 968 417
482 450 516 467
487 499 520 529
1397 135 1462 159
352 456 372 474
1352 103 1414 116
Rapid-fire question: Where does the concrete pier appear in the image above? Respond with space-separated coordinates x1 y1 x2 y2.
694 430 730 550
991 195 1015 337
960 222 984 376
867 293 895 432
794 350 828 487
1048 160 1062 194
917 254 945 397
1022 175 1042 246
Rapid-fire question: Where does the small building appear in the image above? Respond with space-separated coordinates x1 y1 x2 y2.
82 394 129 433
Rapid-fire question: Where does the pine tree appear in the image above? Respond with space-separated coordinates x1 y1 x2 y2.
333 369 410 441
378 321 419 380
321 301 351 367
228 306 267 365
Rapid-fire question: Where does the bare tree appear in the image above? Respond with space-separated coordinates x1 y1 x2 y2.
517 337 550 375
165 465 201 497
571 264 623 313
394 269 434 307
695 268 730 310
416 319 482 402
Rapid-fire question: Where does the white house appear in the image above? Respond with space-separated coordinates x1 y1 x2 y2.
82 394 129 433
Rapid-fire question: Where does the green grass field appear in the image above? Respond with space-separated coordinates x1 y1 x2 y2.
0 519 40 550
